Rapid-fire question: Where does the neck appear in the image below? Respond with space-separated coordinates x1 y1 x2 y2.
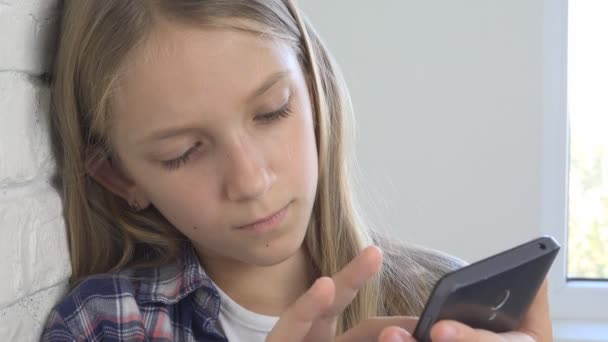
198 247 316 316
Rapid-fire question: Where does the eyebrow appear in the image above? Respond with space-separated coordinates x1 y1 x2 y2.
247 70 290 103
139 70 291 144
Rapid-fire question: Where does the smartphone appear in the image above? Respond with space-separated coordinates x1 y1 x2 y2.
412 236 560 341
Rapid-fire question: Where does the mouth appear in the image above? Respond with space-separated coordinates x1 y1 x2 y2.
237 203 290 233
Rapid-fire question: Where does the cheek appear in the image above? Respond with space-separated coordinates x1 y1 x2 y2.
300 117 319 187
137 170 223 235
277 109 318 192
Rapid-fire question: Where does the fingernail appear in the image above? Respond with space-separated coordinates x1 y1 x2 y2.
434 324 458 342
387 328 412 342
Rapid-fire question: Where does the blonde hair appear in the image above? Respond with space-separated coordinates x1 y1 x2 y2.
51 0 463 334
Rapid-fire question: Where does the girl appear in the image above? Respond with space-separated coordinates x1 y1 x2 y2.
41 1 552 341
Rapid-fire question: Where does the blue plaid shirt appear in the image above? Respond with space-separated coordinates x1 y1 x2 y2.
41 244 229 341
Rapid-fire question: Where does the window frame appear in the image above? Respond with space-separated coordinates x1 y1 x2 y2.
541 0 608 326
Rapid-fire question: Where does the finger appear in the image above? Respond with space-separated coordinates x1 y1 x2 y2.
305 246 383 341
430 320 535 342
328 245 383 316
378 326 416 342
337 316 418 341
266 277 335 342
519 279 552 342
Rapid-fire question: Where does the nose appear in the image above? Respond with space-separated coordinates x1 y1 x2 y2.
223 138 274 202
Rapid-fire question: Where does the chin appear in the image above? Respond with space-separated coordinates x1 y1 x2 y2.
245 229 306 267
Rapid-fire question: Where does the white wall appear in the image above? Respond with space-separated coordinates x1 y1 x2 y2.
299 0 545 263
0 0 566 340
0 0 70 340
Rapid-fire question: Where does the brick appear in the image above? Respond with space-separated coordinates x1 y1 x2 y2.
0 0 60 73
0 188 70 308
0 72 54 186
0 284 68 340
0 304 40 341
0 0 58 13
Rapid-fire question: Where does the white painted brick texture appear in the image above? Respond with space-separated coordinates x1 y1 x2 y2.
0 0 70 340
0 72 53 185
0 188 70 308
0 0 59 73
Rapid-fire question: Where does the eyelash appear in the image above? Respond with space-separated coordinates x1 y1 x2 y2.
160 105 291 172
256 103 292 123
161 141 202 171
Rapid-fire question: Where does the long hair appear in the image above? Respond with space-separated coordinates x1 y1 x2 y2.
51 0 463 334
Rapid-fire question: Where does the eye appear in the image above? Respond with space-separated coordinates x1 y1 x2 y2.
161 142 202 171
256 103 292 124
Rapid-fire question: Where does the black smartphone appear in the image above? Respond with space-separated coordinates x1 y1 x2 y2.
412 236 560 341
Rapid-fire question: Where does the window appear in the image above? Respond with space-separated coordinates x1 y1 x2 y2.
566 0 608 281
542 0 608 336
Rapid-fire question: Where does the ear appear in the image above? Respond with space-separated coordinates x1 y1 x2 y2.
84 148 151 210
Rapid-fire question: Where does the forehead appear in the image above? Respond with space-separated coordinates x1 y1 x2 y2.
110 22 302 142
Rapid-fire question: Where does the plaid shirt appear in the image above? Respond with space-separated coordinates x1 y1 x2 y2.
41 244 229 342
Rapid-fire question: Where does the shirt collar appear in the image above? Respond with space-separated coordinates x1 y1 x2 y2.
133 242 219 305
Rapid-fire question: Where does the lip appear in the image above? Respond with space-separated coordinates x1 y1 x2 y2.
237 203 289 233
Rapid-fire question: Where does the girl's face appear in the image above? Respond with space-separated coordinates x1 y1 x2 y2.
108 22 318 266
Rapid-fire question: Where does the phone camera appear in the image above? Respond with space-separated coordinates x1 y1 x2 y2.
538 243 546 250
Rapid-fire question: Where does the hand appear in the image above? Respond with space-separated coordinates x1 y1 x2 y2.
266 246 416 342
424 279 552 342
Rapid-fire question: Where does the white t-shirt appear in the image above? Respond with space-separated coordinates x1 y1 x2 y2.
214 284 280 342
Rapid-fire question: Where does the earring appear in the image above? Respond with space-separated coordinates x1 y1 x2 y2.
129 200 141 212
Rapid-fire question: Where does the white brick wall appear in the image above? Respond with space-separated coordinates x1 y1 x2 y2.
0 0 71 340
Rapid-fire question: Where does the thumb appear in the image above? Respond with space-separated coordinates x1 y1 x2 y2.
430 320 534 342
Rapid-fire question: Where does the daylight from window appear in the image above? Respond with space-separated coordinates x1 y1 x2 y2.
567 0 608 279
